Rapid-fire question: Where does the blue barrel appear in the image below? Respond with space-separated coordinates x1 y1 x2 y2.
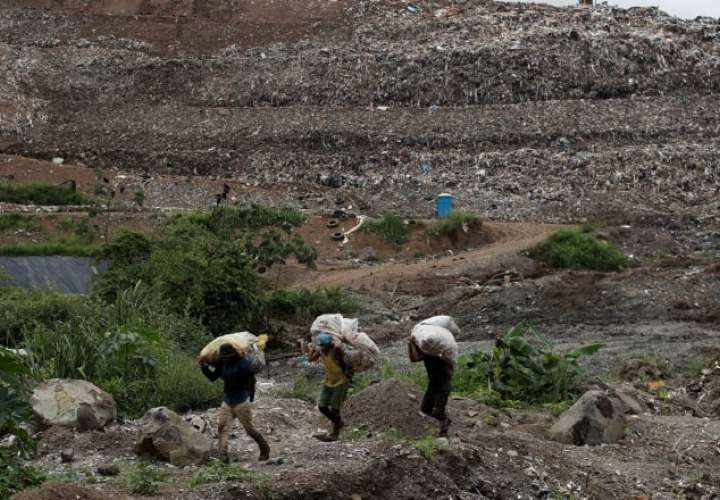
436 193 453 218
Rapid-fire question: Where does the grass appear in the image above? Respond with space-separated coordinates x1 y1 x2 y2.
0 238 99 257
427 211 478 238
0 213 38 231
189 462 260 488
529 228 626 271
412 434 448 458
350 361 427 395
0 182 88 206
117 463 166 496
364 211 408 247
265 288 360 323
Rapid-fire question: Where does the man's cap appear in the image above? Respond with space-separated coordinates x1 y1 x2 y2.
218 343 237 357
316 333 334 346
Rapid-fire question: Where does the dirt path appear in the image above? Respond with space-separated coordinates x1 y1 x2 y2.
290 222 561 290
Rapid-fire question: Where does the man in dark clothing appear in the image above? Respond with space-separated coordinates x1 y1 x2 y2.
200 343 269 462
409 339 453 437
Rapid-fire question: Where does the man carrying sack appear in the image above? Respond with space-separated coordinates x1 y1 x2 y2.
409 336 454 437
308 333 352 442
200 343 270 462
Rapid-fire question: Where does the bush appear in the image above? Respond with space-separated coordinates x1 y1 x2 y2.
365 212 408 247
119 463 165 496
529 228 626 271
454 323 602 407
94 207 317 335
0 182 87 206
427 211 478 238
265 288 359 323
0 348 45 498
0 213 38 231
20 284 216 417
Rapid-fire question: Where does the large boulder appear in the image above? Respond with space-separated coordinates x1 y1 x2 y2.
135 407 210 466
548 390 626 445
31 379 116 430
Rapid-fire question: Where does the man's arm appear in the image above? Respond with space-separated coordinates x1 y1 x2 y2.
333 347 353 379
307 345 321 362
408 339 425 363
200 361 220 382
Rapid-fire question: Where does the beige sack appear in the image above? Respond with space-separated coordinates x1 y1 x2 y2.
198 332 268 364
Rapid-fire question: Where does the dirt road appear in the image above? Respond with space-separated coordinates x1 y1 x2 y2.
291 222 561 290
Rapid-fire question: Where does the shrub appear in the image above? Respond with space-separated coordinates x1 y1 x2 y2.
529 228 626 271
365 212 408 247
119 463 165 496
0 213 38 231
94 207 317 335
0 182 87 206
265 288 359 323
0 288 93 345
454 323 602 407
427 211 478 238
0 348 45 498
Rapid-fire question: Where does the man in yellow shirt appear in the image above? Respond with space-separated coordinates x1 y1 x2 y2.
308 333 351 441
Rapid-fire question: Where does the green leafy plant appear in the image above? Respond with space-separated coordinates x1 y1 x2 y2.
529 228 626 271
365 212 408 247
454 323 603 407
189 461 258 487
265 288 359 323
119 463 166 495
427 211 478 238
0 348 46 498
413 434 448 458
0 213 38 231
0 182 87 205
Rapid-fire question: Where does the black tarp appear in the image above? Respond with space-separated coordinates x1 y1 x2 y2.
0 256 104 294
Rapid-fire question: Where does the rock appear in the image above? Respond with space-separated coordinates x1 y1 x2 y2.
135 407 211 466
548 391 626 446
60 448 74 463
31 379 116 429
613 390 644 415
96 464 121 476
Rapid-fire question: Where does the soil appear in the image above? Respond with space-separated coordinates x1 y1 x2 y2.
11 482 129 500
2 0 720 498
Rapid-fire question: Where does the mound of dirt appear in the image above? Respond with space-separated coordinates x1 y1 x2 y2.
11 482 127 500
345 379 435 438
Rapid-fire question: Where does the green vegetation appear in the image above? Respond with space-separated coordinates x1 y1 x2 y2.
277 371 321 403
94 206 317 335
19 284 217 416
454 323 603 408
265 288 359 323
0 182 87 206
118 463 166 496
0 238 99 257
0 213 38 231
529 228 626 271
427 211 478 238
0 348 46 498
189 462 260 487
365 211 408 247
412 434 448 458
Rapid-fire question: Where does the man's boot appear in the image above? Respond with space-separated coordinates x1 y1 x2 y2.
248 430 270 461
438 417 452 437
331 415 344 440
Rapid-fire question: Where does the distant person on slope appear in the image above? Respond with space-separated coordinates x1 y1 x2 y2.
408 338 453 437
308 333 352 441
200 343 269 462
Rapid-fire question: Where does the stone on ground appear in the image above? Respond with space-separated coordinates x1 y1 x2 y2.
548 390 626 445
134 406 210 466
31 379 116 430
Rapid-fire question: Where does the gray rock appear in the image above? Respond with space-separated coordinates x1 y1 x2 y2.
548 390 626 445
96 464 121 476
613 390 644 415
31 379 116 429
60 448 74 463
135 407 211 466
